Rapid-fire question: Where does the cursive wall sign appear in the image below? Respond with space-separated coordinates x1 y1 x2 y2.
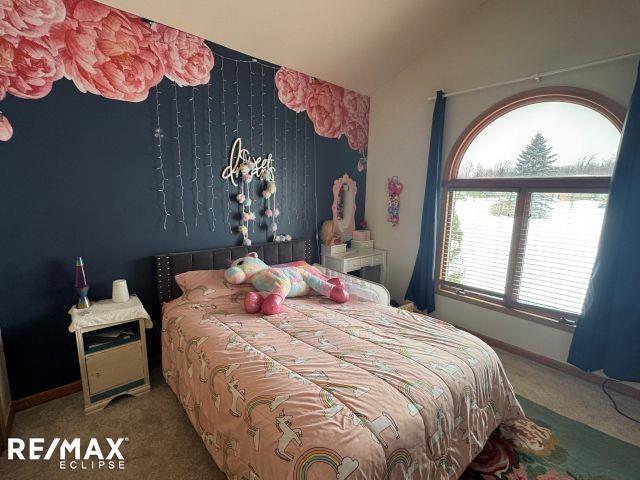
222 138 275 186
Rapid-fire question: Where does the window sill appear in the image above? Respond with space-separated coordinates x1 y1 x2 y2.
436 286 577 334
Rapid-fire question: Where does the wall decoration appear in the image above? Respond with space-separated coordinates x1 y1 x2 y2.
387 176 403 227
222 137 276 245
275 67 370 168
331 174 358 242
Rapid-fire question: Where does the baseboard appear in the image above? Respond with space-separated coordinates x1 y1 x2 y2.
12 380 82 413
461 327 640 401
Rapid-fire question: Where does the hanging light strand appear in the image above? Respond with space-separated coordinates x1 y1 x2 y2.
190 86 203 227
172 82 188 236
248 61 255 233
206 77 216 232
303 118 309 229
293 112 299 222
283 107 288 227
220 58 231 233
313 131 319 255
153 86 170 230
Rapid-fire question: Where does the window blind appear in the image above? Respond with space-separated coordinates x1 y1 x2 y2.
514 192 608 314
441 191 517 295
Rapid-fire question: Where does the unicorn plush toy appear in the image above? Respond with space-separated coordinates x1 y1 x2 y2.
224 253 349 315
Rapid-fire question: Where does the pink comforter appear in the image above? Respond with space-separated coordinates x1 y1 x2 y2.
162 275 523 480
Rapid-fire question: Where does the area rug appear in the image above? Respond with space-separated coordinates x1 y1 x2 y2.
462 396 640 480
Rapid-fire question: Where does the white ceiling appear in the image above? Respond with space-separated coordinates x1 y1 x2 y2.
100 0 487 94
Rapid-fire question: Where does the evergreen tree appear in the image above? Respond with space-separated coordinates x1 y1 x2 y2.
515 132 557 177
516 133 556 218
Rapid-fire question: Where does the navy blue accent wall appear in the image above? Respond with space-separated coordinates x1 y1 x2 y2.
0 43 366 399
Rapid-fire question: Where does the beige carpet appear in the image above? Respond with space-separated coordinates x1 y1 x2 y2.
1 349 638 480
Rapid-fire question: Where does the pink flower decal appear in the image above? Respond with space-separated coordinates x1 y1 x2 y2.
274 67 313 113
0 0 66 38
150 23 214 87
345 119 368 151
343 89 369 151
0 112 13 141
50 0 163 102
343 89 369 125
305 81 346 139
0 37 14 100
2 35 63 99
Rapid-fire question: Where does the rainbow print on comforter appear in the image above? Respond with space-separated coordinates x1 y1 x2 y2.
162 282 523 480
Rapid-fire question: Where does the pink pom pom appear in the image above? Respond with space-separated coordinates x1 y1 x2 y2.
236 193 246 203
265 209 273 217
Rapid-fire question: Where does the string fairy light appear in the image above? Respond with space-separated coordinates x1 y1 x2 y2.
190 86 203 227
260 64 265 155
303 117 309 229
172 82 188 236
248 60 256 233
271 66 278 233
293 112 298 222
313 130 319 255
205 77 216 231
153 85 171 230
282 107 288 227
220 57 231 233
234 60 243 237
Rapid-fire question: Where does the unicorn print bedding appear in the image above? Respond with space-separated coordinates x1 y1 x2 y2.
161 270 524 480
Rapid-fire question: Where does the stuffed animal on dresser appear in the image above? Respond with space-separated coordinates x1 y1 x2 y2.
224 253 349 315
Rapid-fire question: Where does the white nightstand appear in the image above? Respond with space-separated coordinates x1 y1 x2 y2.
321 247 387 284
68 296 152 414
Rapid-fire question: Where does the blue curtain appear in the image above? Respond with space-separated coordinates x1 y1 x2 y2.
568 61 640 382
405 91 446 312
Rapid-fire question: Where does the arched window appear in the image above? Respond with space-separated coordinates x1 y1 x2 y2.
438 87 625 327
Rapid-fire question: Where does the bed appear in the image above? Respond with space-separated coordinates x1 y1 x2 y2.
156 240 524 480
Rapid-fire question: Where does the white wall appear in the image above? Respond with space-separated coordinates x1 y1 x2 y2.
366 0 640 363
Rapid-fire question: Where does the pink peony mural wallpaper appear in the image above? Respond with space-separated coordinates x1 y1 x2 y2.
275 67 370 164
0 0 369 164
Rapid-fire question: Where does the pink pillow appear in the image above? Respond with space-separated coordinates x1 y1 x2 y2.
175 269 226 292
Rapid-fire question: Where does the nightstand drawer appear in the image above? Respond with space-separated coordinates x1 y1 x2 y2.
361 255 374 267
344 258 362 271
85 342 144 394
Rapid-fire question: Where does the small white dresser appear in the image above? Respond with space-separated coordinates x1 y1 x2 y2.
321 247 387 284
69 296 152 414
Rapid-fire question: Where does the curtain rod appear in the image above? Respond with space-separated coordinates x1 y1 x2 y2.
427 51 640 101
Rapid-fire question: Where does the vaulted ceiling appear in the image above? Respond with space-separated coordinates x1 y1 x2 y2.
100 0 487 94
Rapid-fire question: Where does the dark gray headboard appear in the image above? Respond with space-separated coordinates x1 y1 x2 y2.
155 239 310 303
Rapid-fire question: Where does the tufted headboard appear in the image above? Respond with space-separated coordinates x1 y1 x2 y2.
154 239 311 303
